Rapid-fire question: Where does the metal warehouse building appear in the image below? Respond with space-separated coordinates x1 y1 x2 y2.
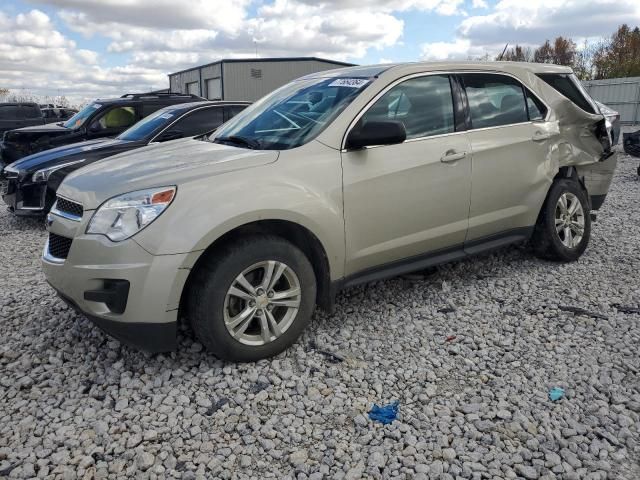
168 57 355 102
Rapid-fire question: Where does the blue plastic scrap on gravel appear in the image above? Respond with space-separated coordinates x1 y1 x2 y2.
368 400 400 425
549 387 565 401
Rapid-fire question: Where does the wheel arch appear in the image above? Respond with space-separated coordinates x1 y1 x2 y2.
179 219 335 320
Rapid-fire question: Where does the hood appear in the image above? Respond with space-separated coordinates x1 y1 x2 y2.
58 138 279 209
7 138 126 173
5 123 71 136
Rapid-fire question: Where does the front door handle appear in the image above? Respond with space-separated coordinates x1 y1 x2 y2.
532 131 552 142
440 150 467 163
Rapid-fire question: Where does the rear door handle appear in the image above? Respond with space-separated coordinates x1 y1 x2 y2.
440 150 467 163
532 131 552 142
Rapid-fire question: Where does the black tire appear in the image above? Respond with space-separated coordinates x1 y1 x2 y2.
187 235 316 362
531 178 591 262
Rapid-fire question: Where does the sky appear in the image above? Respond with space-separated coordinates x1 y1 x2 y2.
1 0 639 104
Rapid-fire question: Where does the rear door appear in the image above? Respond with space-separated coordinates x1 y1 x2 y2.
460 72 554 246
342 74 472 275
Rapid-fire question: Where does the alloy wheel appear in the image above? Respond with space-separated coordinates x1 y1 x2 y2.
555 192 585 249
223 260 302 346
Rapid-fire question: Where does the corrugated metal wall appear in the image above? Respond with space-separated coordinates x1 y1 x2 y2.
223 60 345 101
583 77 640 125
169 69 200 96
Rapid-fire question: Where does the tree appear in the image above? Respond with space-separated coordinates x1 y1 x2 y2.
498 45 534 62
592 24 640 79
533 37 576 66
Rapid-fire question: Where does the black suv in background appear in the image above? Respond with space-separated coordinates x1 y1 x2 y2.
0 92 203 166
1 101 249 216
0 102 45 136
41 107 77 124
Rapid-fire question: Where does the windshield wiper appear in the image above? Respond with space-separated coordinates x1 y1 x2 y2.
215 135 262 150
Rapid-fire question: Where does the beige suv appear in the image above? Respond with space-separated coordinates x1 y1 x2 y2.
43 62 617 361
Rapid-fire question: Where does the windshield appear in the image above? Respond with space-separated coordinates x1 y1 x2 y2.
212 76 372 150
63 102 102 129
118 108 176 141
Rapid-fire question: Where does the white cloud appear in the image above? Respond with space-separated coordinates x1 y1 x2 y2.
471 0 488 8
423 0 640 61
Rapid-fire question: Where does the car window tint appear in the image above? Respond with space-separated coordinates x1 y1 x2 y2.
228 105 248 119
94 106 137 131
525 89 547 121
142 104 166 117
463 74 528 129
537 73 596 114
360 75 455 140
22 105 41 119
0 105 20 119
172 107 224 136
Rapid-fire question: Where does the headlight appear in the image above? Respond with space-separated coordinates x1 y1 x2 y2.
32 159 86 183
86 186 176 242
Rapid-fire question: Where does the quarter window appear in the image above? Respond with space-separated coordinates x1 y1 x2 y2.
360 75 455 140
525 89 547 121
537 73 595 114
462 74 528 129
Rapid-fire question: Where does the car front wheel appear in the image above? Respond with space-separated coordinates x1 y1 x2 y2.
187 235 316 361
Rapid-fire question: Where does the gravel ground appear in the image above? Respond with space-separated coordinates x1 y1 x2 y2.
1 138 639 480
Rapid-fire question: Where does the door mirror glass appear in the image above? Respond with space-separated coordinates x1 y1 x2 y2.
346 120 406 150
157 130 183 142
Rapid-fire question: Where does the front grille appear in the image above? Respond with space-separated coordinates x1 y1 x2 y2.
48 233 73 259
55 196 83 218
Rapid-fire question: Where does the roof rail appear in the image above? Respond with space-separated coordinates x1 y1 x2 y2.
119 92 205 99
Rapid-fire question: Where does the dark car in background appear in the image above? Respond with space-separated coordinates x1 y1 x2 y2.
0 92 204 166
1 101 249 216
41 107 77 124
0 102 45 136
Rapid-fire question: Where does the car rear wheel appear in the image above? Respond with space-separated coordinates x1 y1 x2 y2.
531 178 591 262
187 235 316 361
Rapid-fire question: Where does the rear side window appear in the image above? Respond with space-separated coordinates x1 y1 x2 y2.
537 73 596 114
21 105 41 119
226 105 247 121
360 75 455 140
462 73 528 129
525 89 547 121
142 103 166 117
0 105 20 119
172 107 224 136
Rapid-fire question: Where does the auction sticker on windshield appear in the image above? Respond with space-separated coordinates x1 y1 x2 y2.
328 78 369 88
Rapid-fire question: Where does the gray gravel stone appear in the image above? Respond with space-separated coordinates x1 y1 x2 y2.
0 140 639 478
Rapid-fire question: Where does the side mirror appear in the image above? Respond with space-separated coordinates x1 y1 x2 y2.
346 121 406 150
88 122 102 133
157 130 184 142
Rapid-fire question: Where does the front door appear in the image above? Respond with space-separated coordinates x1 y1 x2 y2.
342 74 472 276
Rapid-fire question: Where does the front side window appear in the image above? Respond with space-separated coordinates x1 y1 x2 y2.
118 107 177 141
463 74 528 129
213 76 372 150
359 75 455 140
90 106 137 132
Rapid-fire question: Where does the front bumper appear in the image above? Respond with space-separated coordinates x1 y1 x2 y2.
1 178 50 216
42 211 192 353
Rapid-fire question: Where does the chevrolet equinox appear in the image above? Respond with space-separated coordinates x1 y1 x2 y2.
42 62 617 361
